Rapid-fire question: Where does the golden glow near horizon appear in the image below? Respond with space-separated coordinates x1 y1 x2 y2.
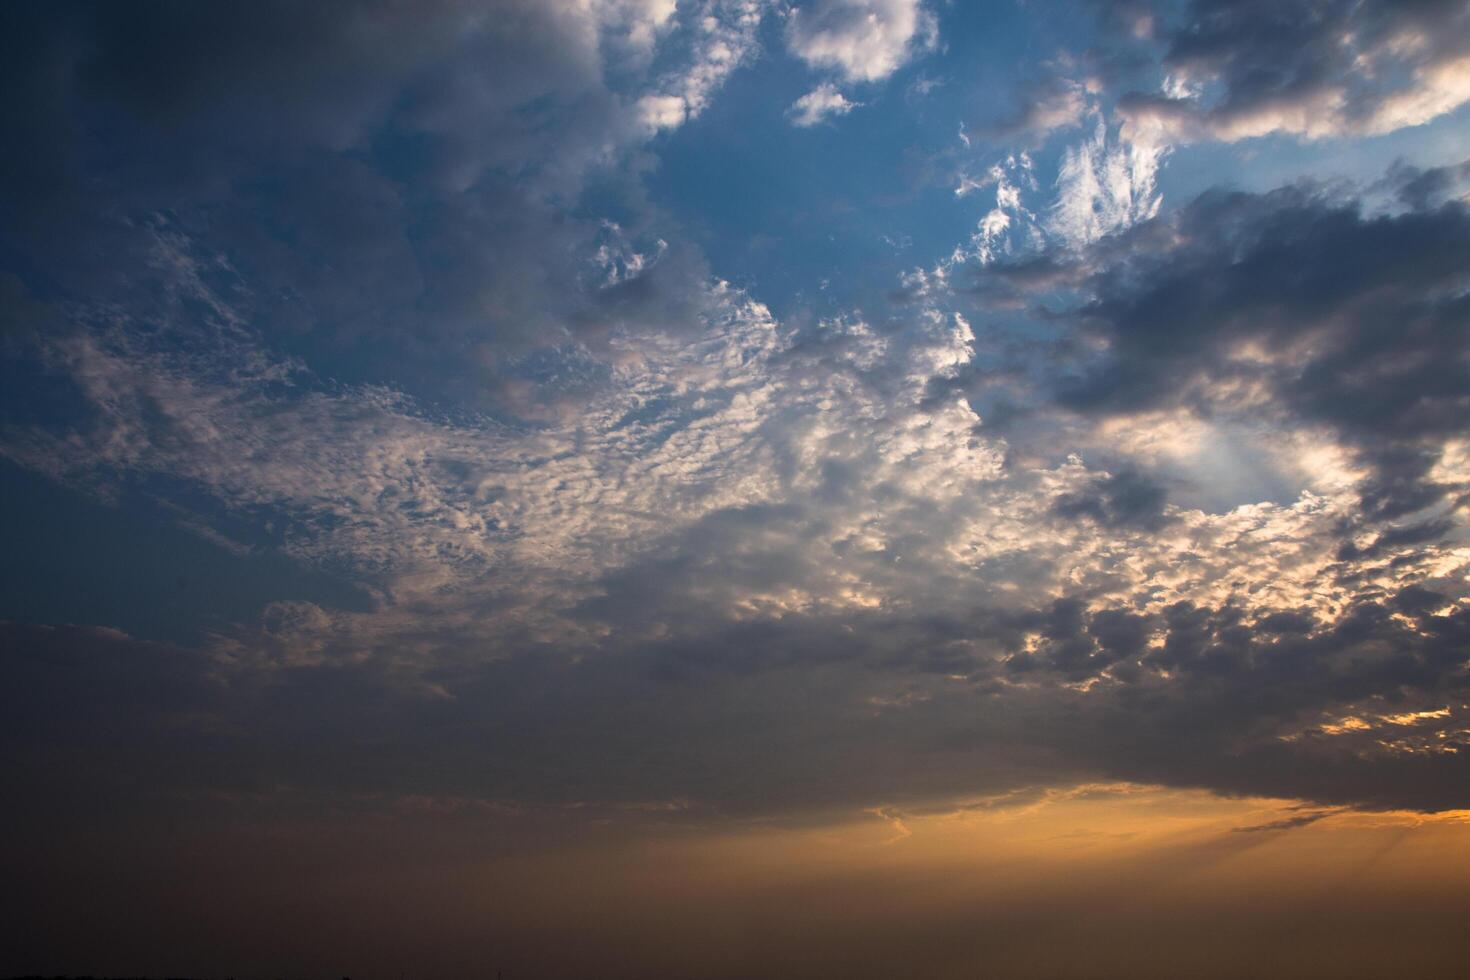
410 783 1470 980
656 783 1470 882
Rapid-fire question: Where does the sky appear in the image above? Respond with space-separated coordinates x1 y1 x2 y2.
3 1 1470 976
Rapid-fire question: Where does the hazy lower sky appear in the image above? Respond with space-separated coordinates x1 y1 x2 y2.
4 2 1470 976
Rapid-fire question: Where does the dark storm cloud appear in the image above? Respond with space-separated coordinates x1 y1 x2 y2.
4 569 1468 835
1023 179 1470 520
1117 0 1470 141
0 1 717 418
978 582 1470 811
1052 466 1172 530
1387 158 1470 211
0 0 617 195
12 457 1463 821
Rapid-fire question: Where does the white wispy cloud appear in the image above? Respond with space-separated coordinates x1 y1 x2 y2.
787 82 861 126
1047 117 1165 247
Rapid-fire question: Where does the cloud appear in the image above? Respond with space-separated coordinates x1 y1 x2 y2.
3 0 1470 854
986 77 1090 144
636 92 692 132
934 111 1163 278
0 1 782 424
1118 0 1470 143
788 82 862 126
635 0 770 134
7 165 1470 817
1387 157 1470 211
1051 465 1173 531
1231 810 1332 833
784 0 938 84
1039 177 1470 521
1048 117 1166 246
596 0 681 59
